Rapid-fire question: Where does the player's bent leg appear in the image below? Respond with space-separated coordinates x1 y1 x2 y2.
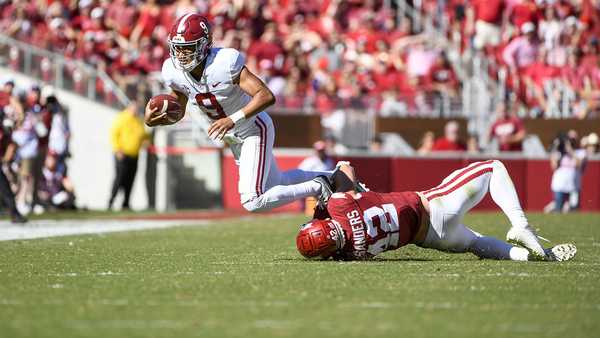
423 160 546 258
237 115 275 207
264 160 333 188
469 235 530 261
419 214 477 252
420 220 531 261
421 160 495 216
241 180 322 212
279 169 334 185
487 160 529 229
487 160 547 258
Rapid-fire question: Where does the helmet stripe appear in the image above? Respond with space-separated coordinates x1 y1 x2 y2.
177 13 195 34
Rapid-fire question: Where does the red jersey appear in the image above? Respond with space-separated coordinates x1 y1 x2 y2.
489 116 525 151
326 191 424 260
510 1 540 28
472 0 505 24
432 137 467 151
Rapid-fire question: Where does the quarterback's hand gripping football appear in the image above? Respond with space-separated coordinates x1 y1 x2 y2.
208 117 234 140
144 102 177 127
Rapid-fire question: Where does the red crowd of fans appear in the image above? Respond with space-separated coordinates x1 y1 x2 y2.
416 0 600 118
0 0 459 115
0 0 598 118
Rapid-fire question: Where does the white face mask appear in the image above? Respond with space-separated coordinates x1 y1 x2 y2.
169 38 209 72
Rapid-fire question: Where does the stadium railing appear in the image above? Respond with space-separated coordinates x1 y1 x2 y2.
0 34 130 109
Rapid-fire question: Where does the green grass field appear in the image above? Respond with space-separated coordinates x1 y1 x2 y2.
1 212 599 338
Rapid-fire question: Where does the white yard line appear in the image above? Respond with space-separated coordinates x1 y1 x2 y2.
0 219 208 241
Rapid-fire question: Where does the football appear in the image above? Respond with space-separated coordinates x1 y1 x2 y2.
148 94 183 121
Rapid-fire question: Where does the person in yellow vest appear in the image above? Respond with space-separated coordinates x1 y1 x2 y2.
108 100 149 210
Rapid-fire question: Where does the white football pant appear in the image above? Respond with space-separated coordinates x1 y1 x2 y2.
229 112 331 212
419 160 532 261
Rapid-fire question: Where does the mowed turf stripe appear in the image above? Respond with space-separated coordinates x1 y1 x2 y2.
0 219 209 241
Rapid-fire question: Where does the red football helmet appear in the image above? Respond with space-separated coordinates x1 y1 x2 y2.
168 13 212 71
296 219 345 259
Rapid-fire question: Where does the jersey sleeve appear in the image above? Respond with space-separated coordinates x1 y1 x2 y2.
161 59 185 93
227 48 246 81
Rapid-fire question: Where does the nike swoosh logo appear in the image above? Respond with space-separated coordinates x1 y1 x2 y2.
212 82 221 87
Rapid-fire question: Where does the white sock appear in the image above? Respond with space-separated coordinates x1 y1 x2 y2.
279 169 333 185
244 181 321 211
509 246 531 261
469 236 528 261
489 161 529 229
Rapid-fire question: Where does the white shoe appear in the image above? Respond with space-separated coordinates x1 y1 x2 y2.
507 226 547 259
545 244 577 262
17 202 31 216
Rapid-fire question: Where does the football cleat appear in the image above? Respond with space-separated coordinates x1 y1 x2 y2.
313 175 334 209
507 226 547 259
545 243 577 262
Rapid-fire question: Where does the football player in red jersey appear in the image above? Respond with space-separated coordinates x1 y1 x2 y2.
297 161 577 262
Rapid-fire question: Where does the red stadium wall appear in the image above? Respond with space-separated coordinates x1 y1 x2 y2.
221 153 600 212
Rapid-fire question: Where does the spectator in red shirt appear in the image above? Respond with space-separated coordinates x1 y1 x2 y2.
432 120 466 152
509 0 540 30
424 52 459 98
489 102 526 152
246 23 285 74
467 0 506 49
105 0 138 39
562 50 587 93
129 0 160 48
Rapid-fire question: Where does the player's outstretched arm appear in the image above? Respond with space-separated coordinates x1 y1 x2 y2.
207 66 276 140
144 91 188 127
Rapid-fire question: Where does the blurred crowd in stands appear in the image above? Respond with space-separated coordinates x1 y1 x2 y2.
1 0 599 118
0 0 460 115
0 78 75 222
415 0 600 118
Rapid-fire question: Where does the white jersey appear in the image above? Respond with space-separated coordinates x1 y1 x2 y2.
161 47 255 136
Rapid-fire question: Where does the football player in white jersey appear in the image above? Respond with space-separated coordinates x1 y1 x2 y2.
145 13 334 212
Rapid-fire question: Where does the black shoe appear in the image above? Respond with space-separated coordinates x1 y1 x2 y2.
313 175 334 207
10 212 27 224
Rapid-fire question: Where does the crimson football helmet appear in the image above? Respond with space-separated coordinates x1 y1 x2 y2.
168 13 212 71
296 219 345 259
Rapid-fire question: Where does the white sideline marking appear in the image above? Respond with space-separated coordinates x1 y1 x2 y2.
0 219 207 241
